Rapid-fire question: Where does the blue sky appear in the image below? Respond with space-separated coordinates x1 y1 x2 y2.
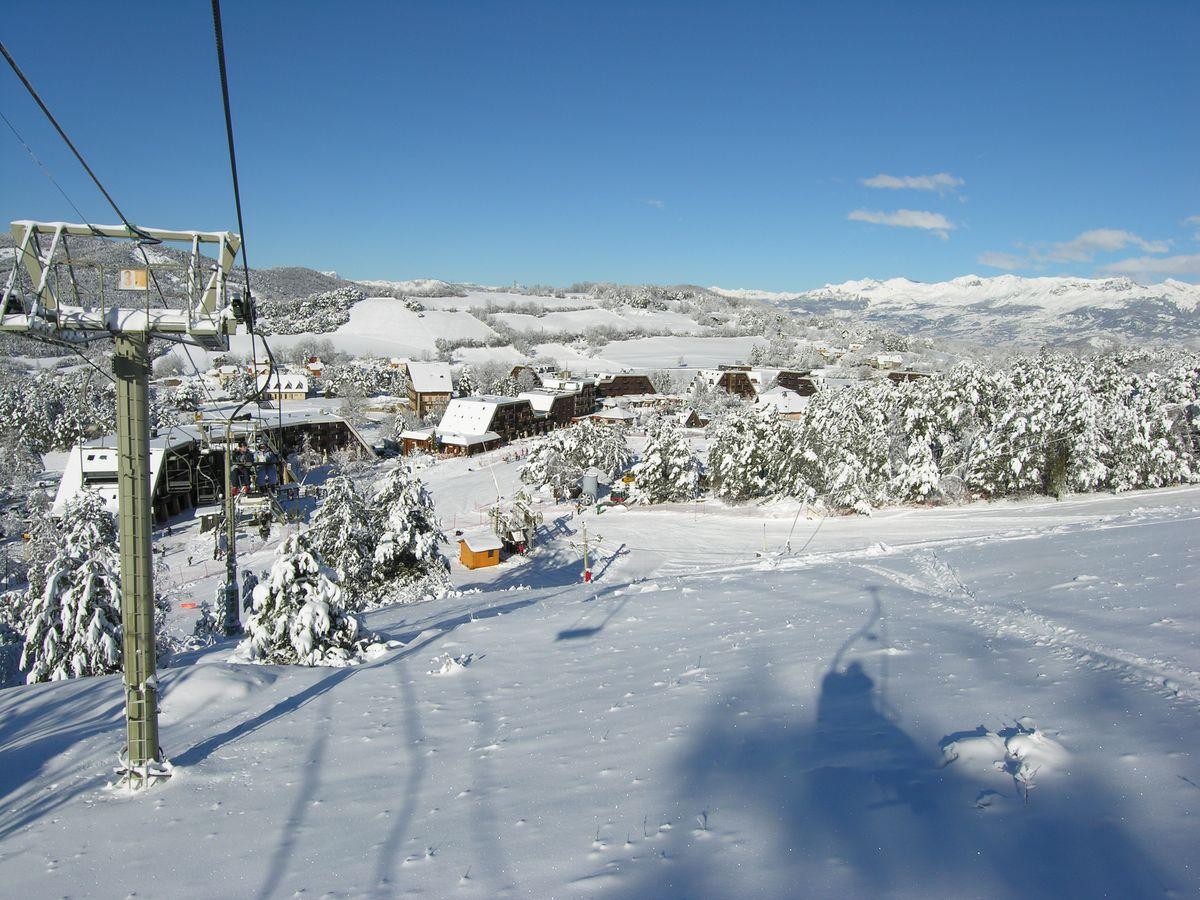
2 1 1198 289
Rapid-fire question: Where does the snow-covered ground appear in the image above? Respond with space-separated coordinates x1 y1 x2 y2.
2 461 1198 897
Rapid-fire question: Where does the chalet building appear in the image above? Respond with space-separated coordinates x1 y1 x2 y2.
415 396 548 457
459 532 503 569
591 406 637 426
518 389 578 428
697 368 756 399
869 353 904 370
755 386 810 421
596 372 656 399
540 376 597 417
53 411 372 524
406 361 453 418
304 357 325 379
887 370 932 384
775 370 820 396
256 369 309 402
397 427 436 456
678 407 709 428
211 363 242 386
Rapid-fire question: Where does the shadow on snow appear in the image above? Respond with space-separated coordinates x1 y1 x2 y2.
612 590 1175 898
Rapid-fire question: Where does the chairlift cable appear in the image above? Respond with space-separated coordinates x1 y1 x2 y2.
0 107 98 231
210 0 284 432
0 40 159 245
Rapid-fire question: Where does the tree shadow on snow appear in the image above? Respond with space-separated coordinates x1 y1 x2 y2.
0 679 126 843
611 590 1174 898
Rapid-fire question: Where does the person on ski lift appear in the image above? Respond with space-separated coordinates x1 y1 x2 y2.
232 440 254 494
256 441 279 493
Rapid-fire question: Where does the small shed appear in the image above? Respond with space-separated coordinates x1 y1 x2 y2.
459 532 503 569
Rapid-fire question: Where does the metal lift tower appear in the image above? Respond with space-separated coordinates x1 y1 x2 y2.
0 219 246 785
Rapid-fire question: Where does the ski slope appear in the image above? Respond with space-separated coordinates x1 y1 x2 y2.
1 484 1198 898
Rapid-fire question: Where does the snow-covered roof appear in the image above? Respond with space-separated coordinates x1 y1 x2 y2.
440 431 501 446
407 361 452 394
517 390 573 414
593 406 636 421
53 410 373 516
256 370 309 394
460 532 503 552
541 376 596 391
756 386 810 415
437 397 506 435
399 428 435 441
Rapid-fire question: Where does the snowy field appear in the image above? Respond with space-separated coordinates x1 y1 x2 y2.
2 465 1198 898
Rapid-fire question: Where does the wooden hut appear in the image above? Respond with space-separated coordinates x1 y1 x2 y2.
459 533 503 569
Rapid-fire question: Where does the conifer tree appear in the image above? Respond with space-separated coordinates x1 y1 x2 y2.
455 365 478 397
372 464 447 585
629 418 701 503
309 475 378 603
239 532 377 666
21 491 122 683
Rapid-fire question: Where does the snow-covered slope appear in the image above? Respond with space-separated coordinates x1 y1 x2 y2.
713 275 1200 344
1 484 1198 896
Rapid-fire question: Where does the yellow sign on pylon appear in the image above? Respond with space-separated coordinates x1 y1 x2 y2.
119 267 149 290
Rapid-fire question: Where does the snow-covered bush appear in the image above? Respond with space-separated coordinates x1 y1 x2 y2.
237 533 380 666
629 418 702 503
20 491 122 683
371 464 448 590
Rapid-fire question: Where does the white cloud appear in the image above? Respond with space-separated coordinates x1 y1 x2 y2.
1185 215 1200 241
977 251 1027 270
861 172 964 194
1042 228 1169 263
1099 253 1200 280
847 208 956 239
644 199 665 210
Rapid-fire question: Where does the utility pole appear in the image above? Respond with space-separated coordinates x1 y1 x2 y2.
222 423 239 634
582 521 591 583
113 334 161 780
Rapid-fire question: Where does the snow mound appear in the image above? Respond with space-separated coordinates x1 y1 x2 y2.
428 652 477 675
159 664 278 723
942 720 1069 805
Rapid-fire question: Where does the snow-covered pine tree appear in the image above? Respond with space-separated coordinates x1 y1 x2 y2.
455 365 478 397
571 418 633 479
238 532 378 666
521 439 579 500
629 418 701 503
371 464 448 586
21 491 122 683
0 428 42 506
706 404 787 502
169 379 206 412
309 474 378 603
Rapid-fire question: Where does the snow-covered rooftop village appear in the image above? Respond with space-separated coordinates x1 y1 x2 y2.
2 4 1200 899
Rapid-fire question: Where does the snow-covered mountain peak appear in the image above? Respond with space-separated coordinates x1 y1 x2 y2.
710 274 1200 344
